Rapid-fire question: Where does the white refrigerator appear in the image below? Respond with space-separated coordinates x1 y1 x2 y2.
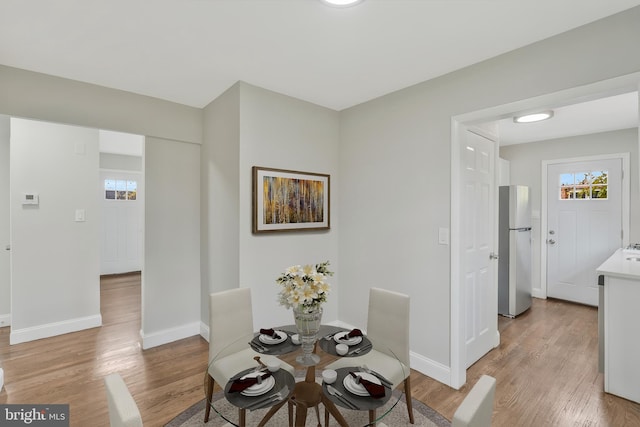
498 185 532 317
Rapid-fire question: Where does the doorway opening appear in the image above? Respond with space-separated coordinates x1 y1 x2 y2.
450 73 640 389
99 130 145 277
98 129 145 340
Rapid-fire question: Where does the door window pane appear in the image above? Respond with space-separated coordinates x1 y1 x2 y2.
105 179 116 200
104 179 137 201
559 170 608 200
126 180 137 200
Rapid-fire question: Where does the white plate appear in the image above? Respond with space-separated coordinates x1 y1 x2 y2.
239 372 276 396
258 331 287 345
333 331 363 346
343 372 381 397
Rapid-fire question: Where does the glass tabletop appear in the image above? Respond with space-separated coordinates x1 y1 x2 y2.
205 324 405 426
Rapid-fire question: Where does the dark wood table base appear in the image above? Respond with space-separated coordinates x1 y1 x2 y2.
255 352 350 427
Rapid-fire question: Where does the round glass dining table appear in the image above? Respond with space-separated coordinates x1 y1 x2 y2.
205 324 405 427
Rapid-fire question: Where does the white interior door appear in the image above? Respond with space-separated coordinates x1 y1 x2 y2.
547 158 623 306
100 171 143 275
462 129 498 368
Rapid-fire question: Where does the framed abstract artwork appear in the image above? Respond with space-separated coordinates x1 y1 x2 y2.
252 166 330 233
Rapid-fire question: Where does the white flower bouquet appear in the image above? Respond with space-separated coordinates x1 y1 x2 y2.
276 261 333 313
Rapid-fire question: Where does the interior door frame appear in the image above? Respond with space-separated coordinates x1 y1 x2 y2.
450 71 640 390
540 153 630 299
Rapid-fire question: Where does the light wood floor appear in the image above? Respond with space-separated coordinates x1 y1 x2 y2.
1 273 639 426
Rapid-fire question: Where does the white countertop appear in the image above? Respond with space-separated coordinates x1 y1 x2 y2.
597 249 640 280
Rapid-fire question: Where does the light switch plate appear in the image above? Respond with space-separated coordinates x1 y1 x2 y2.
75 209 86 222
438 227 449 245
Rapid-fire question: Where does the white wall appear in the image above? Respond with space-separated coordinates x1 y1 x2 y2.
201 83 240 324
239 83 340 329
99 130 144 157
0 65 201 145
338 6 640 384
99 153 143 172
10 118 101 344
498 158 510 186
500 128 640 295
142 137 201 348
0 115 9 326
201 82 340 331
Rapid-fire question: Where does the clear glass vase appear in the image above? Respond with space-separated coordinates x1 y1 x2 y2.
293 305 322 366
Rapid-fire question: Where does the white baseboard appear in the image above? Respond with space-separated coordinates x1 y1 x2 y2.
0 313 11 328
410 351 451 387
532 289 546 299
10 314 102 345
140 321 201 349
200 321 209 342
334 320 452 386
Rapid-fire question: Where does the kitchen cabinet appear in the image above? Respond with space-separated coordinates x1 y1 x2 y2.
597 249 640 404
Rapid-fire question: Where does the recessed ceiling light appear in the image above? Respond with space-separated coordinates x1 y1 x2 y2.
320 0 365 7
513 111 554 123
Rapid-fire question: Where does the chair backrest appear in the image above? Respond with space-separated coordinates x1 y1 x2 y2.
209 288 254 361
104 373 143 427
366 287 410 367
452 375 496 427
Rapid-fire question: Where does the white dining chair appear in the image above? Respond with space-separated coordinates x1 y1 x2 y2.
452 375 496 427
204 287 295 424
104 373 143 427
325 287 414 423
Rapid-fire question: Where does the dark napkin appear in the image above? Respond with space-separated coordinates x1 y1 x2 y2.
259 328 277 337
349 371 385 398
339 328 363 340
228 372 272 393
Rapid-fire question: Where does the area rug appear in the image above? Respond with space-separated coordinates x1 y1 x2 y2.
165 374 450 427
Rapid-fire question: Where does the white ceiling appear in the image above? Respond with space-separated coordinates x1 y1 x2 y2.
493 91 639 146
1 0 640 111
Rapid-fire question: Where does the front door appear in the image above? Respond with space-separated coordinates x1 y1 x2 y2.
546 158 623 306
100 170 143 275
463 129 498 368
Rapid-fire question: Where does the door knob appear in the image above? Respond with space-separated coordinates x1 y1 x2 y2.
548 239 556 245
549 230 555 235
489 252 499 260
4 245 9 251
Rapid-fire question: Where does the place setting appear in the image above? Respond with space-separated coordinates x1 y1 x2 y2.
321 366 392 412
248 327 299 355
223 361 295 411
318 328 372 357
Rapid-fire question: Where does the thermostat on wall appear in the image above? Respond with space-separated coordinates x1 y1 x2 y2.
22 193 39 205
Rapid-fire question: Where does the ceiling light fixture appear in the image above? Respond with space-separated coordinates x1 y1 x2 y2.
513 110 554 123
320 0 365 7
